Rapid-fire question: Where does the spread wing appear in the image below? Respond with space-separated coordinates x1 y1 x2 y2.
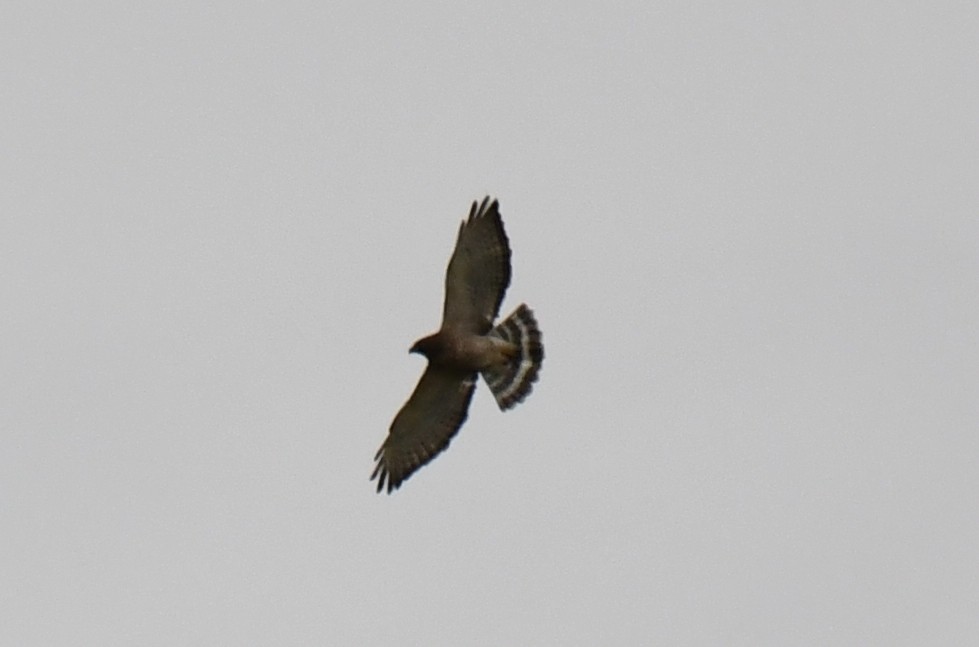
371 366 477 493
441 197 512 334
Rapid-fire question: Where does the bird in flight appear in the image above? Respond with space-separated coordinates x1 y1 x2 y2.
371 197 544 493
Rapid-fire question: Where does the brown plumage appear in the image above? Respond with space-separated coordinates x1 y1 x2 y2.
371 197 544 493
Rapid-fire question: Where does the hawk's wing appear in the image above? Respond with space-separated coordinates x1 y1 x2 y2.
441 197 512 334
371 366 477 493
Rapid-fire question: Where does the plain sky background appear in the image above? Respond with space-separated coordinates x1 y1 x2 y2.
2 2 977 645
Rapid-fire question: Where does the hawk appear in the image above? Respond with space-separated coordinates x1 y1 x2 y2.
371 197 544 493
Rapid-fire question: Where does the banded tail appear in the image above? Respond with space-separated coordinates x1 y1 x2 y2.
482 304 544 410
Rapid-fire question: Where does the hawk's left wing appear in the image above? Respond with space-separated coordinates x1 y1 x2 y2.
441 197 512 334
371 366 477 493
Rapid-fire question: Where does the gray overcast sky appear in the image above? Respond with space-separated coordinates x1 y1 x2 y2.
2 2 977 645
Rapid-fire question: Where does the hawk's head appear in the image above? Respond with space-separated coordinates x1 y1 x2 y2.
409 333 443 359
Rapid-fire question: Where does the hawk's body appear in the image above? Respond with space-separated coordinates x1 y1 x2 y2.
411 330 517 371
371 197 543 493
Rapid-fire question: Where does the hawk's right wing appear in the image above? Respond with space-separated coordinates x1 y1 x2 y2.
441 197 512 334
371 366 477 493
